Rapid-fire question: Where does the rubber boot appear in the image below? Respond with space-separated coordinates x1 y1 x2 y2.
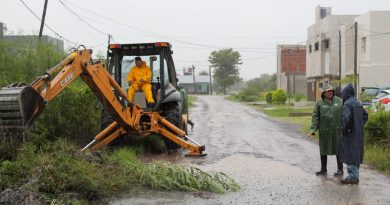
147 103 155 109
316 155 327 175
188 119 195 129
334 155 344 177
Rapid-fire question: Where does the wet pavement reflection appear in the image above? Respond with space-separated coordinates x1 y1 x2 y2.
112 96 390 205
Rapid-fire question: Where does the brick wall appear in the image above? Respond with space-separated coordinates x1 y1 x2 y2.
281 48 306 74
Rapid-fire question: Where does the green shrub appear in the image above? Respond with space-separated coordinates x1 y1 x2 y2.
0 140 240 202
239 95 258 102
28 81 101 146
258 92 266 101
272 89 287 104
365 110 390 146
294 94 304 102
265 92 273 104
365 144 390 176
0 40 63 87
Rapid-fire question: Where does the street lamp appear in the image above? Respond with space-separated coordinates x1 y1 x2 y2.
192 65 196 95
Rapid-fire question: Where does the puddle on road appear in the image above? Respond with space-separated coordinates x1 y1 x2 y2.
111 154 389 205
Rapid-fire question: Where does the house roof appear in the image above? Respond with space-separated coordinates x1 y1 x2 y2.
178 75 211 84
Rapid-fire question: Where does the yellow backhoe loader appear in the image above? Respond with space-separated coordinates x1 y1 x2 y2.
0 43 205 157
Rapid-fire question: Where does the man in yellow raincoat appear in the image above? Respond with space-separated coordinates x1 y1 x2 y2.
127 57 155 107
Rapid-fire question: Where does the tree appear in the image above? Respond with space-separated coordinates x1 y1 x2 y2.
199 70 209 75
244 73 276 94
209 48 242 94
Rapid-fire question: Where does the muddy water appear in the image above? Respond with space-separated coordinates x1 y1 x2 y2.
111 96 390 205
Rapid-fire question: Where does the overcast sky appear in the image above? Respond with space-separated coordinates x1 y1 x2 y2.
1 0 389 80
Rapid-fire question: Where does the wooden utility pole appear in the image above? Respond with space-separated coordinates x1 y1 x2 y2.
339 30 342 89
39 0 49 38
209 66 213 95
354 22 358 92
106 34 111 73
287 49 291 104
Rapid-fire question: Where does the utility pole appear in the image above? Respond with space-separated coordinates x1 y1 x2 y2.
209 66 213 95
39 0 49 38
339 30 342 89
192 65 196 95
354 22 358 93
106 34 111 73
287 49 291 104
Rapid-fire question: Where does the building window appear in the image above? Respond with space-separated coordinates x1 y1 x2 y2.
315 42 319 51
309 45 312 53
320 8 327 19
323 39 329 50
361 37 366 52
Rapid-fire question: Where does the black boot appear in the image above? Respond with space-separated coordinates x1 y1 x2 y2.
334 155 344 177
188 119 194 129
316 155 327 176
147 103 155 109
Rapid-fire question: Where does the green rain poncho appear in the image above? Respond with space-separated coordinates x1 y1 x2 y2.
310 84 343 155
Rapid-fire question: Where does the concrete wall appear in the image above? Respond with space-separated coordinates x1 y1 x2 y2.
292 74 307 96
306 6 358 101
278 73 288 91
356 11 390 88
360 65 390 87
340 24 355 77
307 14 358 79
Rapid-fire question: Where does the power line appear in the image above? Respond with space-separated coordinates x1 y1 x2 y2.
58 0 107 36
242 54 275 61
17 0 77 46
60 0 221 48
59 0 289 51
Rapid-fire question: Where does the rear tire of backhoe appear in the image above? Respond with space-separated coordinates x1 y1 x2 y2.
101 108 114 131
100 107 124 146
161 101 182 150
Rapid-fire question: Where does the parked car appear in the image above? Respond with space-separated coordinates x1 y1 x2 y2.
361 86 390 107
371 89 390 111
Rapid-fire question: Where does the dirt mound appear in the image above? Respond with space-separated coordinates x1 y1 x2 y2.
0 188 45 205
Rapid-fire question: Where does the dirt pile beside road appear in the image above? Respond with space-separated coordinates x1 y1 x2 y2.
0 188 45 205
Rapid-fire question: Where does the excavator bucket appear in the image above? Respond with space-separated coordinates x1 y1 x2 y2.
0 86 45 136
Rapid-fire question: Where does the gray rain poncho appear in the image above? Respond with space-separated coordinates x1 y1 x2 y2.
340 84 368 165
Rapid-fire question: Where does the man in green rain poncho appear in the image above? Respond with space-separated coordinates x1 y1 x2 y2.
308 83 343 177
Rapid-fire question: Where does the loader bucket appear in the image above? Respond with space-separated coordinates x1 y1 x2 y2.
0 86 45 136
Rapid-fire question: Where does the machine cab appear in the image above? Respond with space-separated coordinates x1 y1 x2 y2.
107 42 179 109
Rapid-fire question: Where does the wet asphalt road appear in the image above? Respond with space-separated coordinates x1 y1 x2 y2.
112 95 390 205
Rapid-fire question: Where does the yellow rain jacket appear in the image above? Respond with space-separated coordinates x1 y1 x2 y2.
127 61 155 103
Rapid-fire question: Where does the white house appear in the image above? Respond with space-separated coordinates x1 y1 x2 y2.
355 11 390 88
306 6 359 100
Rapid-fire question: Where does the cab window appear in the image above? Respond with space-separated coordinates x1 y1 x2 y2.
119 55 169 91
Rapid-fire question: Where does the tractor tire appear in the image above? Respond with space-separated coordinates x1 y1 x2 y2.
100 107 114 130
100 107 124 146
161 102 182 150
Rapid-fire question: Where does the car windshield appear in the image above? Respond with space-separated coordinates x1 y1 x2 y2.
375 91 390 99
363 88 379 96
